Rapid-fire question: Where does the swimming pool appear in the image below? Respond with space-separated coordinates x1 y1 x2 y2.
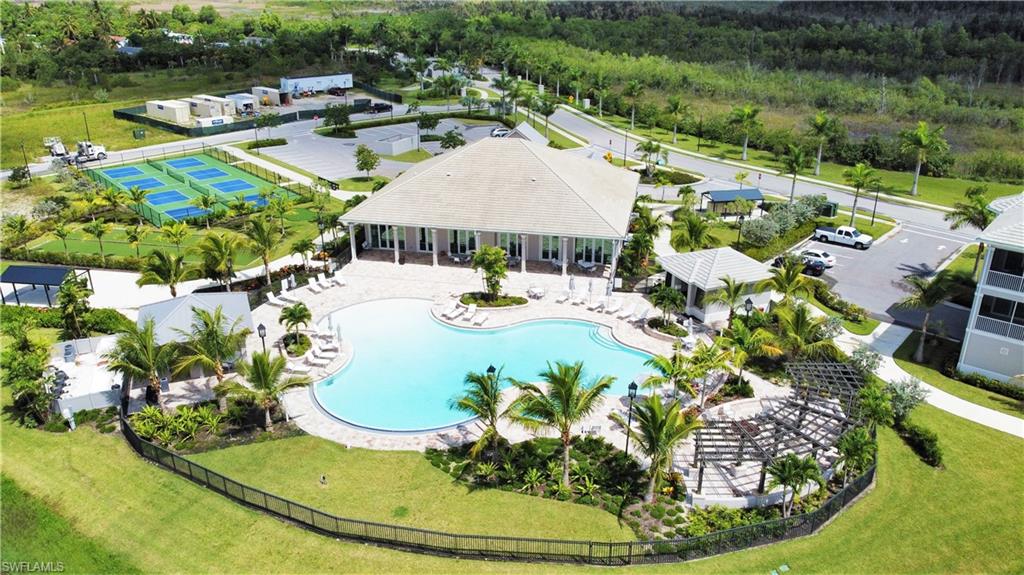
313 298 653 432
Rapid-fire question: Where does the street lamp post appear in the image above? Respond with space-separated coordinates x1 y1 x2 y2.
257 323 267 354
487 364 496 375
744 297 754 318
624 382 638 457
317 215 328 272
736 215 745 244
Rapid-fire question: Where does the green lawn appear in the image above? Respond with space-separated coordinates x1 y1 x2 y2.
946 244 985 280
383 148 434 163
513 111 585 149
339 175 390 192
571 110 1022 208
893 332 1024 419
806 295 881 336
190 435 631 541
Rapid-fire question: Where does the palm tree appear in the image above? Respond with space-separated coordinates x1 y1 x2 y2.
137 250 196 297
3 215 32 256
857 382 894 433
643 342 696 398
221 352 310 431
244 217 282 287
898 121 949 196
781 144 810 204
82 220 112 262
52 221 71 256
704 275 746 329
630 207 667 268
161 221 190 254
842 162 880 226
591 72 610 117
125 225 148 258
835 427 875 487
266 196 295 236
664 96 691 144
635 140 663 177
450 367 512 461
105 318 177 411
944 187 995 278
291 238 315 269
126 186 148 225
100 187 126 215
510 361 614 488
670 213 720 252
715 320 782 389
766 453 823 517
758 258 811 305
806 111 837 176
896 271 957 362
190 194 218 229
777 304 841 360
174 305 251 411
279 302 312 343
56 275 92 340
192 232 244 291
688 340 732 407
534 96 557 138
623 80 645 130
609 395 701 502
650 283 686 323
728 104 761 161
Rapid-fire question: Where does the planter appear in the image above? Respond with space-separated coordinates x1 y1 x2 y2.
643 322 683 342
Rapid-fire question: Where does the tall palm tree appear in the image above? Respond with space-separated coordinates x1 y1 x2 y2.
781 144 810 204
805 111 837 176
716 319 782 383
634 140 663 177
944 187 994 278
161 221 190 254
173 305 252 410
450 367 513 461
650 283 686 323
105 318 178 411
591 72 610 117
192 232 244 291
266 195 295 236
758 258 811 305
510 361 614 488
190 194 218 229
643 342 697 398
100 187 126 216
125 225 148 258
291 238 315 269
630 207 667 268
670 212 720 252
623 80 645 130
4 215 33 257
82 220 112 262
221 352 310 431
244 217 282 287
664 96 691 144
126 186 147 225
56 275 92 340
688 340 732 407
842 162 880 226
776 304 841 360
728 104 761 161
279 302 312 343
898 121 949 197
766 453 823 517
609 395 702 502
704 275 746 329
896 271 957 362
52 221 71 256
835 427 875 487
137 250 196 297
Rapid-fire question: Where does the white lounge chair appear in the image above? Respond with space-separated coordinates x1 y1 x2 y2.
280 288 301 303
440 301 457 318
462 304 478 322
330 270 347 287
527 285 545 299
604 298 623 315
630 308 650 325
306 277 323 294
555 290 571 304
286 361 311 374
617 303 636 319
266 292 286 307
570 291 587 305
313 343 338 360
317 335 340 351
316 273 334 290
587 297 606 311
304 351 329 367
473 312 489 326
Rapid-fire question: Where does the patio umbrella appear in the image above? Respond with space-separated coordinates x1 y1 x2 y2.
569 275 576 291
606 278 614 297
588 278 594 302
287 273 296 290
327 314 334 331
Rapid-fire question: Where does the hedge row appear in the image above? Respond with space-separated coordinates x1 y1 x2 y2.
939 355 1024 401
315 111 511 136
896 421 943 467
808 278 868 322
14 250 143 271
0 306 133 336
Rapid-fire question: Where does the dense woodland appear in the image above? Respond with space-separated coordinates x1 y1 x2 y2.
1 1 1021 182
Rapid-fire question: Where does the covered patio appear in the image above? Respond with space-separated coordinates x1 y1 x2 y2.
656 247 773 328
0 264 92 307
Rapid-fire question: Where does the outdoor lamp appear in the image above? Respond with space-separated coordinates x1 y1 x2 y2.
628 381 638 399
625 381 639 457
257 323 267 353
744 297 754 315
736 214 746 243
487 364 496 375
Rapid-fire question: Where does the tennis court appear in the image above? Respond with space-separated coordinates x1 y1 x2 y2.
103 166 144 179
188 167 229 180
211 179 256 193
146 190 189 206
121 177 166 191
166 157 205 169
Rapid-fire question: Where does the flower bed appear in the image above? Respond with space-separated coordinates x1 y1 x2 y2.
459 292 529 308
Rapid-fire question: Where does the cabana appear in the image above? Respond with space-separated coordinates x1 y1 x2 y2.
701 188 764 215
0 265 91 307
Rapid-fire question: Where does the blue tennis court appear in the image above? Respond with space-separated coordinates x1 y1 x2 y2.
146 190 189 206
122 177 166 191
165 207 210 221
212 179 255 193
188 168 229 180
166 157 205 169
104 166 144 179
243 194 270 207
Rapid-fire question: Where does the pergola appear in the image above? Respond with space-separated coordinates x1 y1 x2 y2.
690 362 866 494
0 265 92 307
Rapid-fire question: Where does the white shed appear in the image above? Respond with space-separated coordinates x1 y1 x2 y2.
145 100 190 124
280 73 353 94
252 86 283 107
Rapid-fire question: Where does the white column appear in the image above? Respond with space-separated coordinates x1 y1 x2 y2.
520 234 527 273
561 237 569 276
392 225 400 264
474 230 482 251
348 223 357 262
687 283 697 316
607 239 622 292
431 228 438 267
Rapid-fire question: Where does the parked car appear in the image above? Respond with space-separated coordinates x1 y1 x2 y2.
814 225 874 249
490 127 511 138
772 255 826 277
326 87 347 97
369 102 393 113
800 248 837 268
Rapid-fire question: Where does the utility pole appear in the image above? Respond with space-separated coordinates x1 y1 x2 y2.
83 111 92 141
20 143 32 181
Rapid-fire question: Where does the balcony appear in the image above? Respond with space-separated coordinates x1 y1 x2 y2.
985 270 1024 292
974 316 1024 341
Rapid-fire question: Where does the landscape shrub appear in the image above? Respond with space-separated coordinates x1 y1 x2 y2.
639 169 700 186
809 279 867 322
282 332 312 357
739 218 779 246
681 505 780 537
646 317 687 338
719 375 755 399
941 364 1024 401
896 420 943 467
247 137 287 148
459 292 528 307
18 249 142 271
82 309 134 334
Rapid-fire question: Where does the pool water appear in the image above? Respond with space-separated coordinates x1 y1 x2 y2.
314 299 653 431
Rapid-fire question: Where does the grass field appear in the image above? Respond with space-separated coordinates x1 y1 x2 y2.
513 111 585 149
945 244 985 280
893 332 1024 419
339 175 390 192
574 110 1022 208
807 295 881 336
190 435 632 540
383 148 434 163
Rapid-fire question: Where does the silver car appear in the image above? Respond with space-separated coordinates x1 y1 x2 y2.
801 248 837 268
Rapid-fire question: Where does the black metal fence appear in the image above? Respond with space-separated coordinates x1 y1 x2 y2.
120 415 876 565
353 80 404 104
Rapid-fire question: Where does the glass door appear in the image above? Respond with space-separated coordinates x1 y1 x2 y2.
369 225 405 250
541 235 560 260
418 228 433 252
449 229 476 254
498 233 522 258
574 238 614 264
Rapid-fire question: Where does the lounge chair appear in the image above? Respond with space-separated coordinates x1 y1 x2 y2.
318 335 340 351
630 308 650 325
307 277 323 294
313 343 338 360
587 297 607 311
462 304 478 322
266 292 286 307
440 301 457 318
316 273 334 290
304 351 329 367
286 361 311 374
330 271 347 287
570 291 587 305
444 304 465 320
473 312 489 326
604 298 623 314
617 303 636 319
555 290 571 304
280 288 301 303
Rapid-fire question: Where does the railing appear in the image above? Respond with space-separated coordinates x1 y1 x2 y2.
985 270 1024 292
119 415 876 565
974 315 1024 341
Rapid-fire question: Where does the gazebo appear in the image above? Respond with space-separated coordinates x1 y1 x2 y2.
0 265 92 307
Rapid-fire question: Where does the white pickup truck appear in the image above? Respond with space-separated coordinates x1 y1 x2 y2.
814 225 874 249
